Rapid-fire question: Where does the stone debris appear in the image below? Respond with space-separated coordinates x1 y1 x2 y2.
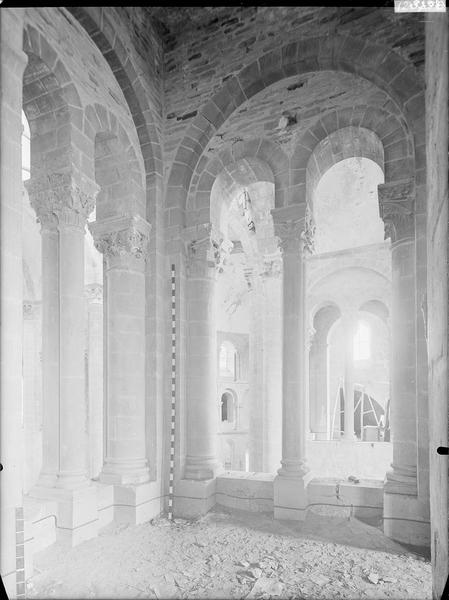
28 508 431 600
367 572 380 584
245 576 284 598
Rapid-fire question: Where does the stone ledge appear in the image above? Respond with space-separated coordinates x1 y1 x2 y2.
216 471 275 512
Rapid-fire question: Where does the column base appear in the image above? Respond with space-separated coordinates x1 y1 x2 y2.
384 465 418 495
99 459 150 486
174 478 217 519
27 484 98 547
184 457 223 480
383 491 430 547
112 481 162 525
274 471 313 521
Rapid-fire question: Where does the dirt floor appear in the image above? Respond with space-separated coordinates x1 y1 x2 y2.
27 506 432 599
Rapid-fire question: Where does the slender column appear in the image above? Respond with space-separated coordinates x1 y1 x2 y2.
274 218 308 478
379 181 417 495
261 257 282 472
309 331 328 440
184 224 221 480
28 176 98 489
342 311 357 441
22 301 42 492
89 215 151 485
272 209 312 520
248 267 265 472
85 284 103 480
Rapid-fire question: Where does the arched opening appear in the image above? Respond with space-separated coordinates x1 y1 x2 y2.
306 154 392 479
212 157 282 474
221 391 235 423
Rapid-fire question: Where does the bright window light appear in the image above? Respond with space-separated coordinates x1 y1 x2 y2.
22 111 30 182
353 320 371 361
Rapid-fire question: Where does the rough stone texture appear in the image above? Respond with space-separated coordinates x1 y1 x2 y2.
0 5 442 596
425 13 448 600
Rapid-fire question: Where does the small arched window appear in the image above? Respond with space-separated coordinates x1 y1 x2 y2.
22 111 30 182
219 341 237 379
353 320 371 361
221 391 234 423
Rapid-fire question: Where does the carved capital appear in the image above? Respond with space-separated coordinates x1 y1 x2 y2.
378 180 415 243
26 173 99 230
260 253 282 279
274 218 305 255
301 205 316 256
183 223 224 279
88 215 151 264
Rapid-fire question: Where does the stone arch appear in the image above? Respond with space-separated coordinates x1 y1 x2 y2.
209 156 275 230
359 298 390 324
66 7 163 202
291 106 413 205
188 138 289 221
305 127 385 206
22 25 86 187
310 301 341 333
83 103 146 220
167 34 423 214
309 266 391 317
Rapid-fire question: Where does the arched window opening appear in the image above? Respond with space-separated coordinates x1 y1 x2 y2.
22 110 30 182
353 320 371 361
221 391 235 423
219 341 237 379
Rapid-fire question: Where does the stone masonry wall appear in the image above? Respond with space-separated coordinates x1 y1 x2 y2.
162 6 424 173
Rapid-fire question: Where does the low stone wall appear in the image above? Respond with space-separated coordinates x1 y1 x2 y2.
308 478 384 523
215 471 384 525
216 472 274 512
306 440 393 479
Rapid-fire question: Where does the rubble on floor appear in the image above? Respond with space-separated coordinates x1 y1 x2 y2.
27 507 431 599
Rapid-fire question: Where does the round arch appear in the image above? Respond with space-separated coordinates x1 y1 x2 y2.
166 34 423 215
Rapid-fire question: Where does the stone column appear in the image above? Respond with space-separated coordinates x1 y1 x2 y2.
379 180 427 545
309 329 328 440
272 209 312 520
27 175 100 545
28 176 97 490
248 266 265 472
261 256 282 473
89 215 151 487
0 13 27 592
341 311 358 441
183 224 221 480
22 301 42 493
84 283 103 480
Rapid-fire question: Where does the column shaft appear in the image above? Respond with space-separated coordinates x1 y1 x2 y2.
343 314 357 441
185 234 220 480
58 222 89 486
275 220 308 478
386 238 417 491
89 215 151 485
40 224 60 485
273 214 311 521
